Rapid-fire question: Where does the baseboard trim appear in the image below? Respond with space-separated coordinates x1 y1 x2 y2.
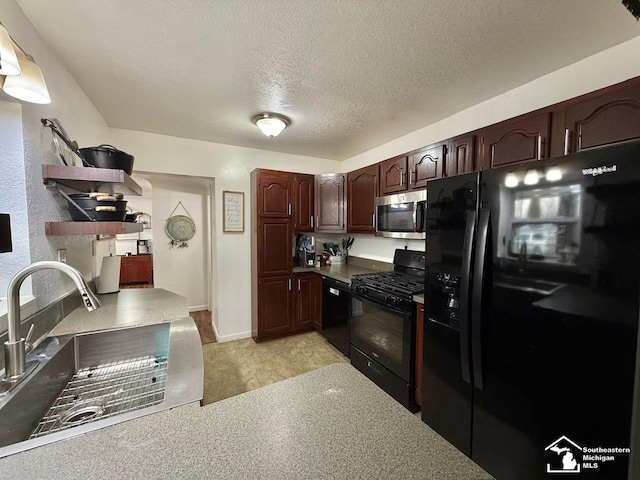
212 320 220 342
216 330 252 343
188 305 209 313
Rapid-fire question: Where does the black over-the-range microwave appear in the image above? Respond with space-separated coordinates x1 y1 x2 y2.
374 190 426 239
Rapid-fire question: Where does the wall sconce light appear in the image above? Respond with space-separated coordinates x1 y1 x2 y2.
251 112 291 137
504 173 518 188
0 24 20 76
545 167 562 182
0 23 51 104
524 169 539 185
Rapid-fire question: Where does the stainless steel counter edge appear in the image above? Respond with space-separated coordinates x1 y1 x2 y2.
0 316 204 458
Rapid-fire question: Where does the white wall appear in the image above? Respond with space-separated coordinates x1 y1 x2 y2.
0 0 110 311
343 35 640 173
0 98 31 295
109 128 342 341
148 175 210 311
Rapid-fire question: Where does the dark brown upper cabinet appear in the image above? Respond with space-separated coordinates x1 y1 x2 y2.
292 174 315 232
257 217 292 277
257 170 292 217
347 164 379 234
563 82 640 155
446 135 476 177
315 174 346 233
379 155 408 195
480 111 550 170
408 142 445 189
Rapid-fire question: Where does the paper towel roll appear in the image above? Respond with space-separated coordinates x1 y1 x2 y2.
97 255 121 294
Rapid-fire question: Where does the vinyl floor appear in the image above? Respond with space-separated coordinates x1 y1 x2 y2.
201 331 349 405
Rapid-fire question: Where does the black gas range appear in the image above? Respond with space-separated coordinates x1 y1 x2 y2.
349 249 425 412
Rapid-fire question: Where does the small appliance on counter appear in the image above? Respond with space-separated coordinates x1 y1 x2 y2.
137 239 151 255
295 234 315 268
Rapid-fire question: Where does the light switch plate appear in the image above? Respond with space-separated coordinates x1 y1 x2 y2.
57 249 67 263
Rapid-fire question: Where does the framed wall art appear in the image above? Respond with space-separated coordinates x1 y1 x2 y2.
223 190 244 233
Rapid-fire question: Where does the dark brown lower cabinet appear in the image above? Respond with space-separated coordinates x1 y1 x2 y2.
257 275 292 338
311 274 323 332
255 273 323 341
119 255 153 285
415 302 424 407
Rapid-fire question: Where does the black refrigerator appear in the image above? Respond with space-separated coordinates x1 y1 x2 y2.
421 141 640 479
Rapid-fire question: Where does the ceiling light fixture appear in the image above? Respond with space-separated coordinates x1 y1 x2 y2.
0 24 51 104
251 112 291 137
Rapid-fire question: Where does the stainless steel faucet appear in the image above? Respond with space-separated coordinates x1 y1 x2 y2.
4 261 100 381
519 241 528 272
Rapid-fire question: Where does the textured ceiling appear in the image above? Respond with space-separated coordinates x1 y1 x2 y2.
15 0 640 160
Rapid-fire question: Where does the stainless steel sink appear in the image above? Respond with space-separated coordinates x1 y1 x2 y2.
0 317 203 458
494 276 565 296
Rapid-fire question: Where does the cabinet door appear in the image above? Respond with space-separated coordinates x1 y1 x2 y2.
311 274 323 332
258 218 292 276
379 155 408 195
408 143 445 189
564 82 640 154
481 111 550 169
258 171 292 217
315 174 346 233
415 302 424 407
446 135 476 177
292 174 315 232
258 275 292 336
293 273 314 331
347 164 379 234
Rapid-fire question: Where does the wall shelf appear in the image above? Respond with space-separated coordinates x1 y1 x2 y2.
45 222 143 236
42 164 142 196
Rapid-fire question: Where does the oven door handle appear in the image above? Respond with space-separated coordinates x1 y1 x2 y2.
350 291 410 318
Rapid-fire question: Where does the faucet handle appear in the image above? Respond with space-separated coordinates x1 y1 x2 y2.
24 324 35 354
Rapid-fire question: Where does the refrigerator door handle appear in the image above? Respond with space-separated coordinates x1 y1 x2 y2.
459 210 476 384
471 208 490 391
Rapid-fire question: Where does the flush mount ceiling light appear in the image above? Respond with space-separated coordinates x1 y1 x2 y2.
0 23 51 104
251 112 291 137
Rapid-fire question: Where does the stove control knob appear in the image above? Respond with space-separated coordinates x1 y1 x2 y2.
386 295 398 306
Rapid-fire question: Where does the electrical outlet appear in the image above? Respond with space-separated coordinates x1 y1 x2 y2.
57 249 67 263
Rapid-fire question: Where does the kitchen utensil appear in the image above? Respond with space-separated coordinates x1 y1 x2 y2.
41 118 91 167
79 144 134 174
68 204 127 222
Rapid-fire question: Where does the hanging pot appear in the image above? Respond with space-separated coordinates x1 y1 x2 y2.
78 144 135 174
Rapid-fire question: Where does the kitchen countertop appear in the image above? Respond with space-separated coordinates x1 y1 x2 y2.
293 256 394 285
413 294 425 304
49 288 188 336
0 363 493 479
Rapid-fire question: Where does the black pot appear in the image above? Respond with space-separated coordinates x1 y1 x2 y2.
78 144 134 174
68 193 127 211
67 195 128 222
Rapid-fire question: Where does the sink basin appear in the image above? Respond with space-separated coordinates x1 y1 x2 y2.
494 276 564 296
0 317 203 458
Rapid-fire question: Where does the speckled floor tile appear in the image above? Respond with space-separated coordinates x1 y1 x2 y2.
203 331 349 405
